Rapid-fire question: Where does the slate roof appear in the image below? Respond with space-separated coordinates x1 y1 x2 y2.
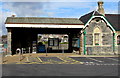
79 11 94 24
105 14 120 31
79 11 102 24
79 11 120 31
5 17 84 25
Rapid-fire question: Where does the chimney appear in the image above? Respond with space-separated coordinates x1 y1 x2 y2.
97 0 105 16
12 15 15 17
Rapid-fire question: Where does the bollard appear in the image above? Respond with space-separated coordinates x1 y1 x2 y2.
29 47 31 56
19 51 21 62
46 47 47 56
19 48 22 62
62 47 64 54
26 47 30 63
21 48 24 60
21 48 23 56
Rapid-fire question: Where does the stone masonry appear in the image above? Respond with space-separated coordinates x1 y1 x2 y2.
85 18 115 55
7 29 12 55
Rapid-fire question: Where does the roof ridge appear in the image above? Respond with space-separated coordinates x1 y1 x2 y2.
92 10 98 16
7 17 78 19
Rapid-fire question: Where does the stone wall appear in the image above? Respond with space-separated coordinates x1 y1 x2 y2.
102 34 113 45
86 34 93 45
7 29 12 55
87 46 114 55
84 18 115 55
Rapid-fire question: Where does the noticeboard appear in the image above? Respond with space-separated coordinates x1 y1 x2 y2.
72 38 80 48
32 41 37 52
48 38 59 46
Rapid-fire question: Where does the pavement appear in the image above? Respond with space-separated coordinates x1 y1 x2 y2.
1 53 120 65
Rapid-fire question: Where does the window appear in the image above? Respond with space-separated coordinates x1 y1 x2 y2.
96 19 99 22
94 33 100 45
117 35 120 45
48 38 59 46
94 27 101 45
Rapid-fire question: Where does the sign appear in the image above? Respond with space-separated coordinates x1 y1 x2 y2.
72 38 80 48
32 41 37 53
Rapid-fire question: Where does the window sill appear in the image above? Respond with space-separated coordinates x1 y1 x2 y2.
95 44 99 46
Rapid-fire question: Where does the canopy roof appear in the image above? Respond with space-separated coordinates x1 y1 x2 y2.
5 17 84 25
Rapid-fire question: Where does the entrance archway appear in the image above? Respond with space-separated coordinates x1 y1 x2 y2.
11 28 82 55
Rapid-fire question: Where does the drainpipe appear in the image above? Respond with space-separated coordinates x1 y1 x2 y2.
113 33 115 54
83 30 86 55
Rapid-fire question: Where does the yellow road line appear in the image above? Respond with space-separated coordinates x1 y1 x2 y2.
57 57 67 62
17 62 32 64
30 62 39 64
16 62 21 64
36 57 43 62
68 57 84 64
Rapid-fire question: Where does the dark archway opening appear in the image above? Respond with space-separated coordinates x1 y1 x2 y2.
11 28 81 55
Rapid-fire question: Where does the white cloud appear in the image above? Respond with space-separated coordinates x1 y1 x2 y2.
1 11 14 35
0 4 16 35
2 2 97 18
43 2 97 17
48 2 96 9
1 1 119 35
0 6 3 36
2 0 119 2
1 2 56 35
3 2 48 17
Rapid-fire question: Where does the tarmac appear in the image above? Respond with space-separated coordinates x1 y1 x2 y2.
1 53 119 77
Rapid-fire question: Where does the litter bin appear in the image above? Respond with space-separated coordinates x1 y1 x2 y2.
37 45 46 53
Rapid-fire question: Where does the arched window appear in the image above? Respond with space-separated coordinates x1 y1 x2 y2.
94 27 101 45
117 35 120 45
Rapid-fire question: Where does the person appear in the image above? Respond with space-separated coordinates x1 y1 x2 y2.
16 48 21 54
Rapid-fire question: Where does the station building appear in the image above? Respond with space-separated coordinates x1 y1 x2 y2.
5 1 120 55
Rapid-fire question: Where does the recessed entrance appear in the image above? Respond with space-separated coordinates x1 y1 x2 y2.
11 28 81 55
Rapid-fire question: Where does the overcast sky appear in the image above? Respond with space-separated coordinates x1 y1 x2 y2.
0 0 119 36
